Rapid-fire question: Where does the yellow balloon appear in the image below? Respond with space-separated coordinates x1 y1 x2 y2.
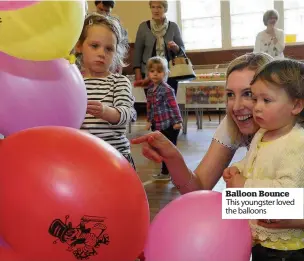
0 0 85 61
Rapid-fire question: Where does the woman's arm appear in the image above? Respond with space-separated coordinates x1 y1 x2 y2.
170 22 185 55
274 29 285 53
133 23 146 80
131 132 236 194
254 32 261 53
192 140 235 190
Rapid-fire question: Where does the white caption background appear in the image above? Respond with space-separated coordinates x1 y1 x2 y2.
222 188 304 219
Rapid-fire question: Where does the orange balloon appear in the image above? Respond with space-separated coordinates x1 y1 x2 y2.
0 127 149 261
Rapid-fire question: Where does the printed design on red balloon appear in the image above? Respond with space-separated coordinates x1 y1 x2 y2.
49 215 110 260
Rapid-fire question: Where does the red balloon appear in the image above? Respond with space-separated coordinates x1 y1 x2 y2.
0 127 149 261
0 247 22 261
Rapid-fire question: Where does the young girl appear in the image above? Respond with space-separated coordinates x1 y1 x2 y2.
145 56 182 180
224 59 304 261
75 13 136 169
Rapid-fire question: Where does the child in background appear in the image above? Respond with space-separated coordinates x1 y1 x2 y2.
75 13 136 169
223 59 304 261
145 56 182 180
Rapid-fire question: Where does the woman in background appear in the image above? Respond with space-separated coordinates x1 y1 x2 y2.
254 9 285 59
133 0 185 95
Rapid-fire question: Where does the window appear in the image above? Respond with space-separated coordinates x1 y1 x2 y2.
284 0 304 42
180 0 222 50
230 0 274 47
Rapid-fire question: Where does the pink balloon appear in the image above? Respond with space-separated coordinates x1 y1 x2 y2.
0 1 39 10
0 52 87 136
145 191 252 261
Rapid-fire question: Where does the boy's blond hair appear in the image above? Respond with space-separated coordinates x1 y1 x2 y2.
146 56 169 81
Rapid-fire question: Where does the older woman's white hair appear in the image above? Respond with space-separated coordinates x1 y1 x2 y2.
263 9 279 26
149 1 168 13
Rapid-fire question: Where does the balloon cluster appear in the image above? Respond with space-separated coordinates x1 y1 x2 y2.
0 0 87 136
0 2 150 261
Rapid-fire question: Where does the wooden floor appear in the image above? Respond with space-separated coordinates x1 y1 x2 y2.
127 112 247 221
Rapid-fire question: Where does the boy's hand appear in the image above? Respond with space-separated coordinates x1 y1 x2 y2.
145 122 152 131
173 123 182 130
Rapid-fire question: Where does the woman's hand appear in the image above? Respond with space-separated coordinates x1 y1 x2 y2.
167 41 180 53
87 100 104 119
131 131 180 163
258 219 304 229
134 78 151 87
267 27 278 44
272 36 278 44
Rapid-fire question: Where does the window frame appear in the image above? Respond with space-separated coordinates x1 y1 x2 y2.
174 0 304 52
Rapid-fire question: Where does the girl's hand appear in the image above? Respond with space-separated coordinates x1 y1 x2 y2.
223 166 240 182
145 122 152 131
87 100 104 119
225 173 246 188
131 131 180 163
173 123 182 130
135 71 143 81
167 41 180 53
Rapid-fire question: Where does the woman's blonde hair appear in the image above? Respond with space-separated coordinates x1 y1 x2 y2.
146 56 169 81
76 13 128 72
251 59 304 122
225 52 274 143
149 1 168 13
226 52 273 79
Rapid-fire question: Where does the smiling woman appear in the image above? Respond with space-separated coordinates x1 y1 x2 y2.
132 52 274 191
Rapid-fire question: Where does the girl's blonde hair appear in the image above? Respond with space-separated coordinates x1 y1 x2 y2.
251 59 304 121
225 52 274 144
76 13 128 72
146 56 169 81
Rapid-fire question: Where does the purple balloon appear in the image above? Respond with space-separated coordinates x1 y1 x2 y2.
0 1 38 11
0 52 87 136
0 236 8 247
145 191 252 261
